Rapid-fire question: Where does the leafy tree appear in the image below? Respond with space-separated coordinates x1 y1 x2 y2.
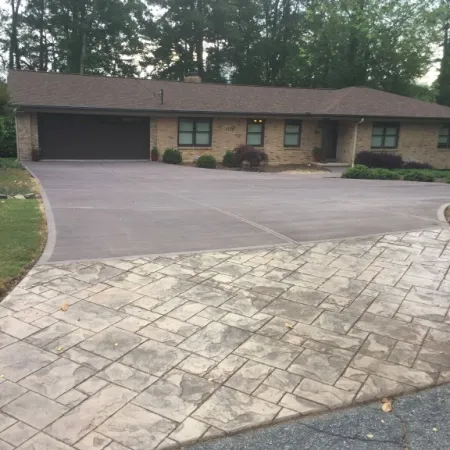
437 0 450 106
0 0 443 102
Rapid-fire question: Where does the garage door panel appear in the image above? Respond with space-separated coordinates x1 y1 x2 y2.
38 113 149 159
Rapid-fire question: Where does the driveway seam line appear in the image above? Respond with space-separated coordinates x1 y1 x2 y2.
40 224 441 266
105 165 297 246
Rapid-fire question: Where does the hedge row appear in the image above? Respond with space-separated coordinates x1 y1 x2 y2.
343 165 450 182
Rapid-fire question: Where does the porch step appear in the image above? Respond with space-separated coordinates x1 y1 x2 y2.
314 162 350 168
313 162 349 174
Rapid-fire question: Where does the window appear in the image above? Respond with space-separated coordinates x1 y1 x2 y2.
247 119 265 146
438 125 450 149
371 123 399 149
284 120 302 147
178 118 212 146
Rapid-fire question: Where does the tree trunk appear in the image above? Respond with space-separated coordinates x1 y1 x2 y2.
347 0 367 86
9 0 22 70
38 0 45 70
195 0 204 76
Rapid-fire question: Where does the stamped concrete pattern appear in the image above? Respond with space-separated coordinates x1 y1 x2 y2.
0 227 450 449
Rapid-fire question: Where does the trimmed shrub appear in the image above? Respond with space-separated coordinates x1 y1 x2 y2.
233 144 268 168
403 170 435 182
355 151 403 169
162 148 182 165
369 168 401 180
403 161 433 170
0 115 16 158
222 150 236 167
196 154 217 169
342 165 372 179
342 165 401 180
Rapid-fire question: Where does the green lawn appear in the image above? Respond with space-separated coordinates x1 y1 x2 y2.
0 159 46 298
0 158 36 196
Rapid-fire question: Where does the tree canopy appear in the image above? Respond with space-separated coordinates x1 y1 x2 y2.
0 0 447 101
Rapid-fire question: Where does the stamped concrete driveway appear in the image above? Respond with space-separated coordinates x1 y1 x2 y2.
26 161 449 262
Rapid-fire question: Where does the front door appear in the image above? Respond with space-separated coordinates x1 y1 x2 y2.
321 120 338 160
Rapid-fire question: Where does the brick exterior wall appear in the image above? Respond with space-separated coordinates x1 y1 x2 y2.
336 120 356 164
149 118 157 151
15 112 450 169
154 117 321 165
354 121 450 169
16 112 38 160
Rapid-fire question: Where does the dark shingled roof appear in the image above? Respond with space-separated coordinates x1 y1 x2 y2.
7 70 450 119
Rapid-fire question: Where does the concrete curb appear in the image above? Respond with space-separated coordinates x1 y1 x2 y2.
437 203 450 226
23 162 56 264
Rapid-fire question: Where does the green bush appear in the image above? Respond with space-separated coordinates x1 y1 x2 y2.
196 154 217 169
369 168 401 180
312 146 326 162
222 150 236 167
403 170 435 182
0 158 21 169
0 116 16 158
162 148 182 165
342 165 372 179
343 165 401 180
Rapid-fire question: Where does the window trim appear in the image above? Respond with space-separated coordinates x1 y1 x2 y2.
438 124 450 149
284 120 302 147
371 122 400 150
246 119 265 147
178 118 212 147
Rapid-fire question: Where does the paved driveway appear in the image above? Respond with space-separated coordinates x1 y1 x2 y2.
27 161 449 262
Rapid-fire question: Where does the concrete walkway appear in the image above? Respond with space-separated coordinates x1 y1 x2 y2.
0 227 450 449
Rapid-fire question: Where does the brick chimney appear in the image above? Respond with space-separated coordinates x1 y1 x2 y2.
184 73 202 83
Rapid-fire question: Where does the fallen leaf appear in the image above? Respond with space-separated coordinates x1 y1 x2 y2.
56 346 63 352
367 433 373 439
381 399 392 413
433 427 438 432
285 323 294 329
61 301 69 312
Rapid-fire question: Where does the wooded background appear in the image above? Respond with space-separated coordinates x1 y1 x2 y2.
0 0 450 105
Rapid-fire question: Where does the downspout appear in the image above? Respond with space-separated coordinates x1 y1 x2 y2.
351 118 364 167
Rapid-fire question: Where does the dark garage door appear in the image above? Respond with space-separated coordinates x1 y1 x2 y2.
38 113 150 159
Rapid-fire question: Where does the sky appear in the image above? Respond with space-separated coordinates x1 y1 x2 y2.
0 0 440 86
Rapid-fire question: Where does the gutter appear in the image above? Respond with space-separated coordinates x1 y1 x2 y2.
351 118 364 167
12 105 450 122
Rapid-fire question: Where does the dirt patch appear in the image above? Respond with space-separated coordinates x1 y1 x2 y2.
445 205 450 224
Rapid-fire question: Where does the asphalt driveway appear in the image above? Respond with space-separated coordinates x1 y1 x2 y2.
26 161 449 262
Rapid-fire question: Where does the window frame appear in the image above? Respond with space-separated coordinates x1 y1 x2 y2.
284 120 302 147
177 118 212 147
438 124 450 149
371 122 400 150
246 119 265 147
